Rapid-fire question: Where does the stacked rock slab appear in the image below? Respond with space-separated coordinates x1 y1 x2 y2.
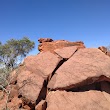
38 38 85 53
1 38 110 110
48 48 110 90
46 90 110 110
54 46 78 59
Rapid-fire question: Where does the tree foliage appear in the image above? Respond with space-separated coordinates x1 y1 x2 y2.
0 37 35 70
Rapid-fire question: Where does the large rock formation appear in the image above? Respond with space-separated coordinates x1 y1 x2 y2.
17 51 62 106
38 38 85 53
48 48 110 90
1 38 110 110
17 70 45 104
23 51 62 79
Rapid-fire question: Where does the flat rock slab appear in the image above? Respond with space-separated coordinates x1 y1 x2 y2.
54 46 78 59
48 48 110 90
46 90 110 110
17 70 45 104
38 40 85 53
24 51 62 79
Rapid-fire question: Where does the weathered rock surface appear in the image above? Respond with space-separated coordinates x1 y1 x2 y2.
0 91 7 110
48 48 110 90
8 69 18 85
16 51 62 108
46 90 110 110
24 51 62 79
38 39 85 53
54 46 78 59
7 85 18 101
17 70 45 104
7 97 22 110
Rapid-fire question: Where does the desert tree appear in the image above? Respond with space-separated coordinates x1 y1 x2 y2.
0 37 35 71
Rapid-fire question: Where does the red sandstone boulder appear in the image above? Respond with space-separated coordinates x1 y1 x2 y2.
16 51 62 107
24 51 62 79
48 48 110 90
17 70 45 104
46 90 110 110
38 39 85 53
54 46 78 59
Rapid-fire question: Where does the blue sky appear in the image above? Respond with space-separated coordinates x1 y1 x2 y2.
0 0 110 55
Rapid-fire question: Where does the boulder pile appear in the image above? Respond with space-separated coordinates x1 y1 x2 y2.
0 38 110 110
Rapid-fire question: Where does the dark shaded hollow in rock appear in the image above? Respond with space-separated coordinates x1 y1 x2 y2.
66 81 110 94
